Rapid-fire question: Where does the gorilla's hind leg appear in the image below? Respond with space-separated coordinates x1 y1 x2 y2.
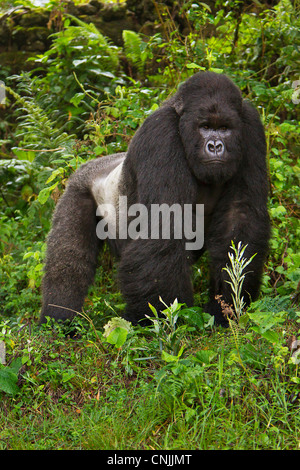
40 182 101 324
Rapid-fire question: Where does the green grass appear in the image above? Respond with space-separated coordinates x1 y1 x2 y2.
0 298 299 450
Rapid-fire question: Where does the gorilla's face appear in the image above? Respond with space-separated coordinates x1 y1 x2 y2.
176 74 243 183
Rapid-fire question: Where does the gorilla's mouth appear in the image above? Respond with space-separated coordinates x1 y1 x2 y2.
202 159 224 165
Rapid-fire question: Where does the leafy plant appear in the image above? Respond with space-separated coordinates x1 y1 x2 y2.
27 18 120 133
146 298 192 358
223 241 257 322
103 317 132 349
85 81 162 156
6 79 75 167
122 30 149 76
0 358 22 396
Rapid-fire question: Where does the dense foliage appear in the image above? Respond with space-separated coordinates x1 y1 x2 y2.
0 0 299 450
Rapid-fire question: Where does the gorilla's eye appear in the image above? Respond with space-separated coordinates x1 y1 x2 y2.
219 126 228 131
200 125 210 130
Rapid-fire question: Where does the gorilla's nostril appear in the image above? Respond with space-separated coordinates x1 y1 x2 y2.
215 140 224 154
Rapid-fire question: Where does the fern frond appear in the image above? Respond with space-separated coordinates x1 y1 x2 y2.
67 15 119 68
6 82 75 165
122 30 146 73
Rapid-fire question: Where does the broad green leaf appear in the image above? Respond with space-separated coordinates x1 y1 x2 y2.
105 327 128 348
0 368 19 396
103 317 132 348
161 350 179 363
38 182 59 205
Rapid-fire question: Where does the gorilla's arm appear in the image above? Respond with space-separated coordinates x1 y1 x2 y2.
119 105 199 323
205 101 270 323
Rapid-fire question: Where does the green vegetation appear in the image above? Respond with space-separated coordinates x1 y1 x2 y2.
0 0 299 450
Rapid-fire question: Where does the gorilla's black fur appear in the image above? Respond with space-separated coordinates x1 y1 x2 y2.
40 72 270 326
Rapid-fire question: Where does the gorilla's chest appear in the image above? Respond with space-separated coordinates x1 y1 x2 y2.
197 184 224 216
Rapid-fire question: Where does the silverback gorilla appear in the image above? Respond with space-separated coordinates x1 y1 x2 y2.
40 72 270 327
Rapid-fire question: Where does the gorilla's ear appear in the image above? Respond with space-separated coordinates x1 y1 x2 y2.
172 96 184 116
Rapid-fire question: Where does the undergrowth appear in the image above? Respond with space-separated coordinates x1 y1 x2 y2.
0 293 299 450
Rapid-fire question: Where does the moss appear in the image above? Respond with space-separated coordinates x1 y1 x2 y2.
0 50 32 73
18 10 49 28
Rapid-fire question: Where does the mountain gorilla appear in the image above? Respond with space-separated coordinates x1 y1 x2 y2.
40 72 270 327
